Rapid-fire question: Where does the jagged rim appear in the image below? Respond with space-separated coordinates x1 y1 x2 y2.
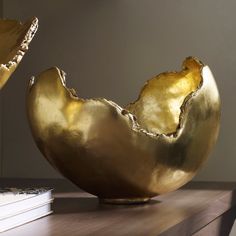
29 57 205 140
0 17 38 70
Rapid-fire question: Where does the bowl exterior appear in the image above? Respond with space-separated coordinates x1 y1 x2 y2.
26 64 220 200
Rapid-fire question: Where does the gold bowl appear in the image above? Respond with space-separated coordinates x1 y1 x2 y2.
0 17 38 89
27 57 220 204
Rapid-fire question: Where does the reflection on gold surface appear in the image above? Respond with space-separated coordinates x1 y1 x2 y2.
126 58 202 135
27 57 220 203
0 17 38 89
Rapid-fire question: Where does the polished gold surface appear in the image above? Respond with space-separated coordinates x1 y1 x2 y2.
27 57 220 203
0 17 38 89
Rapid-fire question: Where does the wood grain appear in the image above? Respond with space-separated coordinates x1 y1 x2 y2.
193 207 236 236
0 179 236 236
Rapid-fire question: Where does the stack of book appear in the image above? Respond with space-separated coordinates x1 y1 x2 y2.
0 187 53 232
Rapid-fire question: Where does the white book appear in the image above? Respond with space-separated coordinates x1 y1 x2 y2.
0 188 53 232
0 203 52 233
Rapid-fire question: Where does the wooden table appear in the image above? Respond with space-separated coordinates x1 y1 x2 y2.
0 179 236 236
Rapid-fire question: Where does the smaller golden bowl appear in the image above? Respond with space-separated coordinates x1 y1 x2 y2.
27 57 220 204
0 17 38 89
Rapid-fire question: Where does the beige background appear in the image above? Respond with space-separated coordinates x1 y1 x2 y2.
0 0 235 180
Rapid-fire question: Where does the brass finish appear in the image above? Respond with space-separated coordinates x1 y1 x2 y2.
100 198 150 205
0 17 38 89
27 57 220 203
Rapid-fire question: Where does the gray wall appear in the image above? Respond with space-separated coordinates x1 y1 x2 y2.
1 0 236 180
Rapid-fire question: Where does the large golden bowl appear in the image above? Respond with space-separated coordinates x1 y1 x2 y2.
27 57 220 204
0 17 38 89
